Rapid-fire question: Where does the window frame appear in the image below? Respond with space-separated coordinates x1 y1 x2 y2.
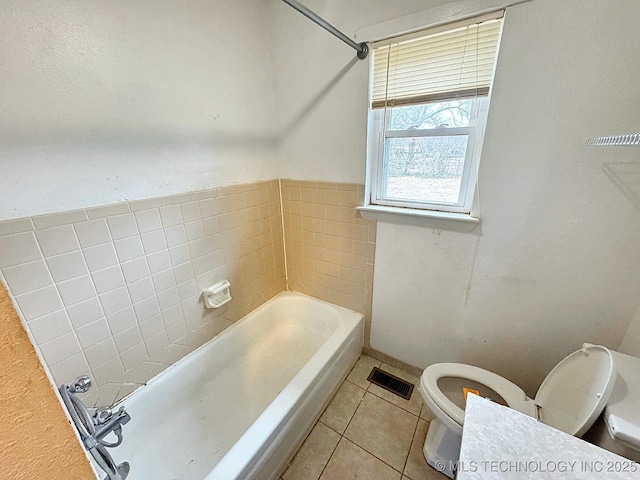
365 14 502 217
369 98 489 214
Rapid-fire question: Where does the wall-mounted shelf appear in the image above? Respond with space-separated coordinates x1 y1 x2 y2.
586 133 640 146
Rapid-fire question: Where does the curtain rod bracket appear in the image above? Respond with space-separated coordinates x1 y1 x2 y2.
282 0 369 60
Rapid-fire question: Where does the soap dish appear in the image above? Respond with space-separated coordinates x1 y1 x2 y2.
202 280 231 309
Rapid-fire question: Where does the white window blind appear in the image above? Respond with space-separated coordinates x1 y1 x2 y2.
371 15 503 109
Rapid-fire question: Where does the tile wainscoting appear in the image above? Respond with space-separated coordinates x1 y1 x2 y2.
281 180 376 341
0 180 285 406
0 179 376 407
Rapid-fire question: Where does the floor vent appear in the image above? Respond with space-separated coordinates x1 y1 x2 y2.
367 367 414 400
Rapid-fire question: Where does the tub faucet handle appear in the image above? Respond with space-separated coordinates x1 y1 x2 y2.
95 407 112 425
70 375 92 394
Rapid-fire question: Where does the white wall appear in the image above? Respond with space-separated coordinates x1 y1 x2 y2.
620 306 640 358
0 0 277 220
267 0 456 183
269 0 640 395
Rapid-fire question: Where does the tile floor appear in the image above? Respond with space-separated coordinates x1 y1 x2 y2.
280 355 448 480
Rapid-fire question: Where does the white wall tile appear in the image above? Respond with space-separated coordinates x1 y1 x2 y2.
74 219 111 248
127 277 155 304
145 330 169 356
120 257 150 284
4 181 285 405
164 193 194 206
114 236 144 262
75 318 112 349
15 285 64 321
181 295 201 319
0 232 42 268
40 331 82 366
106 306 137 335
169 244 190 266
28 309 73 345
84 338 118 369
146 250 171 274
91 266 125 295
167 321 188 343
32 210 87 229
173 263 195 284
49 352 90 386
139 313 164 340
66 298 104 329
46 251 88 283
185 220 204 241
86 203 129 219
195 271 213 291
114 326 143 354
128 198 164 212
141 230 167 254
188 238 208 259
35 225 79 257
159 205 183 227
2 259 52 295
134 208 162 233
185 312 205 332
157 287 180 310
0 218 34 236
177 278 198 300
99 286 132 316
133 296 160 322
181 202 201 222
161 303 183 327
91 356 126 387
57 275 97 306
199 198 218 218
83 243 119 272
151 269 175 293
107 213 139 240
165 224 187 247
203 217 221 236
120 343 147 371
192 255 210 276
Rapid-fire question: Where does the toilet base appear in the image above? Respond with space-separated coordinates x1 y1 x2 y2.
423 417 462 479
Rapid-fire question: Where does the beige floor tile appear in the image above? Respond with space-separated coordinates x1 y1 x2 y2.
319 380 366 434
320 438 402 480
368 362 424 416
283 422 340 480
344 392 418 471
403 419 448 480
419 404 435 422
346 354 381 389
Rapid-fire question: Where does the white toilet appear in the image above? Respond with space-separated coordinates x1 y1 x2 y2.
418 343 640 479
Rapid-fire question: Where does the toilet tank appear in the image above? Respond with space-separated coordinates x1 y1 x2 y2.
582 348 640 462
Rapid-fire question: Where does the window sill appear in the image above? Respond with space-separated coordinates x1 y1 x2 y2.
356 204 481 233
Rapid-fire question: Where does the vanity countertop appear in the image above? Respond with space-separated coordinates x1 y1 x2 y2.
458 394 640 479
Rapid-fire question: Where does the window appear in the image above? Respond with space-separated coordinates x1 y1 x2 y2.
366 13 503 216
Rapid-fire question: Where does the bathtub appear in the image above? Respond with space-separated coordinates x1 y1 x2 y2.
110 291 364 480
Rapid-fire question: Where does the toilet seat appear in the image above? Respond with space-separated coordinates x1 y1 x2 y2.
420 363 529 426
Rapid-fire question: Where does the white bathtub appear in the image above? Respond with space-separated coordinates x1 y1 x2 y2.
111 291 364 480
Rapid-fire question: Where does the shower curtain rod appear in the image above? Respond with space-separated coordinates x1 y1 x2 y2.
281 0 369 59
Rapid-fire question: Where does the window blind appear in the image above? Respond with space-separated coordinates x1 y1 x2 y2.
371 16 503 109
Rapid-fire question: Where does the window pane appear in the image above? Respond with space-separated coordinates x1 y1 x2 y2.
388 100 472 130
384 135 468 204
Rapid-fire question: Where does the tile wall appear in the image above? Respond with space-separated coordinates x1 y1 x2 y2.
280 181 376 343
0 180 285 406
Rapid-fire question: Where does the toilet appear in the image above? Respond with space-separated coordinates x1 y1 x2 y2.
418 343 640 479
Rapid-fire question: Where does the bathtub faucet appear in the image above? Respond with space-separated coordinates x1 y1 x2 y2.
58 376 131 480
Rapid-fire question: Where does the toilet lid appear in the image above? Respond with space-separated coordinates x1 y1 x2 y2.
535 345 616 436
